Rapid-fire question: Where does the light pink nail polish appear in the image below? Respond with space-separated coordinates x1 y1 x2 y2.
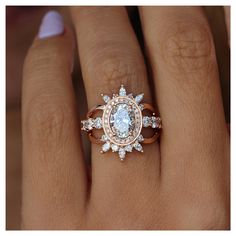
38 11 64 39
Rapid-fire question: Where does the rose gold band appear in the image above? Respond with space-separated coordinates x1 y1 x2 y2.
86 105 104 118
142 103 161 144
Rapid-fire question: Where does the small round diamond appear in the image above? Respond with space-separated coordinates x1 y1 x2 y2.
81 118 93 131
103 95 110 103
102 142 110 152
111 144 119 152
143 116 151 127
101 134 108 142
93 117 102 129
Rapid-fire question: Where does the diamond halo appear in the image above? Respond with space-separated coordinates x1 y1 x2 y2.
81 85 161 161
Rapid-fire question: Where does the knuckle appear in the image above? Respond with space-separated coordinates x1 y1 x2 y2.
25 43 48 69
175 178 230 229
23 41 66 77
162 21 215 74
190 200 229 229
84 41 145 92
99 57 137 89
76 6 113 17
24 93 72 150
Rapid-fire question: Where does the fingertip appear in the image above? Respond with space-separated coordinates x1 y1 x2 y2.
38 10 64 39
24 22 74 79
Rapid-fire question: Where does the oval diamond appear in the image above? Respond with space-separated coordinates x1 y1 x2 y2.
102 96 142 146
110 104 134 139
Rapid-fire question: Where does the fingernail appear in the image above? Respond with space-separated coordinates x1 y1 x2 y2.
38 10 64 39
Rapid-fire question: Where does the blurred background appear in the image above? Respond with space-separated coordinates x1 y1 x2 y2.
6 6 230 229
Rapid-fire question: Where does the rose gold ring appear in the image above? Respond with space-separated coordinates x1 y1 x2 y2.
81 85 162 161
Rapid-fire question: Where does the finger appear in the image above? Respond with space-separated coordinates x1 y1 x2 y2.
71 7 160 202
22 11 87 229
224 6 230 45
139 7 228 180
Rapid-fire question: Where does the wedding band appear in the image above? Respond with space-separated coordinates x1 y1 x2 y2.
81 85 162 161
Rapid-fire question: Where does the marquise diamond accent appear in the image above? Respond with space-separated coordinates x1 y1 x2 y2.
119 85 126 96
118 148 126 160
135 93 144 104
125 145 133 152
133 142 143 152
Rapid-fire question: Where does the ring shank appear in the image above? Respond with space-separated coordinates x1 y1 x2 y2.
141 103 161 144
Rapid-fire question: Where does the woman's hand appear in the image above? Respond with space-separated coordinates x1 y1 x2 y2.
21 7 230 229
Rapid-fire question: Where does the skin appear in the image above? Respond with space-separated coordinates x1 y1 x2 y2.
21 7 230 229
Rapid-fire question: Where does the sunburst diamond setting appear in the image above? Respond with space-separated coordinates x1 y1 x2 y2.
81 85 161 161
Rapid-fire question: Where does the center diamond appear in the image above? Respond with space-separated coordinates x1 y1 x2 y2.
110 104 134 138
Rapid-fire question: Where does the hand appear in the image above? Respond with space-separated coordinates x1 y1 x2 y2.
21 7 230 229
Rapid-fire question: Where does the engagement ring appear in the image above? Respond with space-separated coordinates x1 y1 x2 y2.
81 85 162 161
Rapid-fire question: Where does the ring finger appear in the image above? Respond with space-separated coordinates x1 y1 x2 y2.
71 6 161 208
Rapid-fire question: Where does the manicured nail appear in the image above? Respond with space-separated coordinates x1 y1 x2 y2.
38 11 64 39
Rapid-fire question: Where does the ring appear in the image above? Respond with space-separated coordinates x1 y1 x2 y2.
81 85 162 161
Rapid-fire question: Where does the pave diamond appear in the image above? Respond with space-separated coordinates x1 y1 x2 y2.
101 134 108 142
143 116 151 127
139 104 144 111
137 134 144 142
143 116 161 128
151 117 162 128
151 117 157 128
